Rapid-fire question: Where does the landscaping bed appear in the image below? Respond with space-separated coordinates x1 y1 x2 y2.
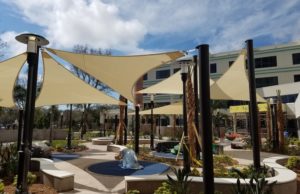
4 183 57 194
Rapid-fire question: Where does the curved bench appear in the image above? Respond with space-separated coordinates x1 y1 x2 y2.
125 156 297 194
106 144 127 153
31 158 74 192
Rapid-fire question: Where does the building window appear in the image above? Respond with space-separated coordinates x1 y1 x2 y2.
173 68 180 73
292 53 300 64
156 69 170 79
143 74 148 80
229 61 234 67
255 76 278 88
210 63 217 73
254 56 277 68
294 74 300 82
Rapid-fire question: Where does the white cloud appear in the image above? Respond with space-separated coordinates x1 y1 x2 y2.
3 0 146 53
2 0 300 54
0 31 27 58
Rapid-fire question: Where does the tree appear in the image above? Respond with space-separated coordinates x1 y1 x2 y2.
276 90 285 152
72 44 113 138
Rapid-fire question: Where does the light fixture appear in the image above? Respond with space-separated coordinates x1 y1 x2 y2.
15 33 49 53
150 94 154 101
180 60 190 74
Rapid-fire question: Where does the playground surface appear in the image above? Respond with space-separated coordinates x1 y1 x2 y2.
53 142 286 194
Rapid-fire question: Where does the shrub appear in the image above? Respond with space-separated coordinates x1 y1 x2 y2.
0 143 18 181
154 182 172 194
126 189 140 194
232 167 276 194
0 181 4 194
13 171 37 185
285 156 300 169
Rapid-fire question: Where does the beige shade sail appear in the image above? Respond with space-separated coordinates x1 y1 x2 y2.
0 53 26 108
130 102 183 115
47 48 184 103
35 52 123 107
138 69 215 95
210 53 265 102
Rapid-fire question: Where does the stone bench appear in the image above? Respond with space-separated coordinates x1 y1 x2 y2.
106 144 127 153
31 158 74 192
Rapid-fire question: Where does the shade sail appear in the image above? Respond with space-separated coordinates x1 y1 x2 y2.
47 48 184 102
35 52 122 107
256 82 300 97
134 102 183 115
138 70 215 95
0 53 26 108
210 53 265 102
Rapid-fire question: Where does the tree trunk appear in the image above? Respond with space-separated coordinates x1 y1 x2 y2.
186 68 197 162
276 90 285 152
116 96 127 145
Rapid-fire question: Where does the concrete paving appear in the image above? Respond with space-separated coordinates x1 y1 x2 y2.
53 142 288 194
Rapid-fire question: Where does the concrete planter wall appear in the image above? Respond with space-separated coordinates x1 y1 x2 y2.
125 156 297 194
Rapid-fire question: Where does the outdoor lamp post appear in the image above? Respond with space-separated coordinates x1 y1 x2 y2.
150 94 155 150
269 98 278 151
15 33 49 194
180 60 190 173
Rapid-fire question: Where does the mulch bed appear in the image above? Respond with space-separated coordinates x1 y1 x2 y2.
4 184 57 194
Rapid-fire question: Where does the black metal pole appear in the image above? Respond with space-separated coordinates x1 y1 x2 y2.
104 114 106 136
150 100 154 150
114 114 118 134
67 104 73 149
246 39 261 170
16 109 24 192
17 48 39 194
17 109 24 152
124 99 128 145
60 113 63 129
135 105 140 154
193 55 201 160
49 111 53 145
181 71 190 173
158 115 161 139
196 44 214 194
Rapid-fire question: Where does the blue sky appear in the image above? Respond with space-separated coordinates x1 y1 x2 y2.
1 0 300 58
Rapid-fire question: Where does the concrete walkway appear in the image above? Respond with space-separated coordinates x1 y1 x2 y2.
55 143 126 194
53 142 288 194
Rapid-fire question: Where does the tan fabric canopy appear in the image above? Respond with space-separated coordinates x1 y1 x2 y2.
0 53 26 108
210 53 265 102
47 48 184 102
131 102 183 115
138 70 215 95
35 52 122 107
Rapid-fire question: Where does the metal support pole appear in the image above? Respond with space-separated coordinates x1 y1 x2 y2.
196 44 214 194
17 109 23 152
246 39 261 170
181 71 190 173
150 97 154 150
124 99 128 145
67 104 73 149
60 113 63 129
15 33 48 194
135 105 140 154
193 55 201 160
104 114 106 136
114 115 118 134
158 115 161 139
49 111 53 145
